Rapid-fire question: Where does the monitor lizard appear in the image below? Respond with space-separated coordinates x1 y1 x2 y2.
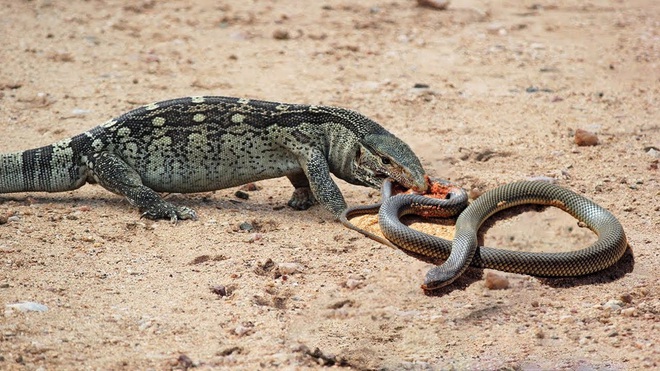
0 96 427 222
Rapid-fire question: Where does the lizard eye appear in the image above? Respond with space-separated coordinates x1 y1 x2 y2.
380 157 391 165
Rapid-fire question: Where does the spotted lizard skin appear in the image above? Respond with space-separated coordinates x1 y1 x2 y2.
0 96 427 221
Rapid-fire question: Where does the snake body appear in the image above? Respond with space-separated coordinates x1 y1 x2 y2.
342 180 628 290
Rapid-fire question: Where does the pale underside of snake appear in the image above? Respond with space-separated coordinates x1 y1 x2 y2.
340 179 628 291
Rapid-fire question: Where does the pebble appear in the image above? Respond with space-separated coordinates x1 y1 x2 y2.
417 0 450 10
5 302 49 313
0 214 7 225
345 278 364 289
574 129 599 146
559 315 574 324
233 324 252 336
272 29 290 40
247 233 263 243
603 299 623 312
239 222 254 231
71 108 92 116
174 354 194 369
484 272 509 290
234 190 249 200
534 328 545 339
645 146 660 158
486 23 506 35
210 285 227 297
619 293 633 304
240 183 260 191
621 307 637 317
278 262 300 275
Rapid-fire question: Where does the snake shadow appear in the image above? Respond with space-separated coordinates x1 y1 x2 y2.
397 205 635 297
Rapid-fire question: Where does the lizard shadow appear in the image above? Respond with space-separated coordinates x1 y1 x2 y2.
395 204 634 297
0 192 271 218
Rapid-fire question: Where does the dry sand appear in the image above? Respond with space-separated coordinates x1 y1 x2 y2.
1 0 658 369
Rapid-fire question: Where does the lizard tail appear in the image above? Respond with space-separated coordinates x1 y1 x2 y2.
0 142 87 193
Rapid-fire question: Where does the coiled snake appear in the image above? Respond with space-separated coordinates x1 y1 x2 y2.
340 179 628 290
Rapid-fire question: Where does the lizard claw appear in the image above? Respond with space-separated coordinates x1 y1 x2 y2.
140 204 197 222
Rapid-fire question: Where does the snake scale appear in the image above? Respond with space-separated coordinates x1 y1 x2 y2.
341 179 628 290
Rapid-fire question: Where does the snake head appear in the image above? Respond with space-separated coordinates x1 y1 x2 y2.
352 134 428 192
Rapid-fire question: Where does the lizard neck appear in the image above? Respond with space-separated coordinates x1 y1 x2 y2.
323 123 369 187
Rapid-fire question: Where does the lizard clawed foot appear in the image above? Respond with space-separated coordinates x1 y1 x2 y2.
287 187 317 210
140 203 198 223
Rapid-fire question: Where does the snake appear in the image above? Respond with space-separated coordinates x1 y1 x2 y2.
340 179 628 290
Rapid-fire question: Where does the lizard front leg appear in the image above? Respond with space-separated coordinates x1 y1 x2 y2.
86 152 196 222
298 150 347 218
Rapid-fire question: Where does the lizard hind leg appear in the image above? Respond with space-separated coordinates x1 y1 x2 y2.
286 172 317 211
86 152 197 222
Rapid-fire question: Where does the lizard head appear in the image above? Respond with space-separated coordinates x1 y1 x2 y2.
353 134 428 192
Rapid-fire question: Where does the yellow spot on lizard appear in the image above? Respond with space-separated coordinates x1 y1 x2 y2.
231 113 245 123
152 117 166 126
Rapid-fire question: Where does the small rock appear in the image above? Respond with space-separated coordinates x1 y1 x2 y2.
233 324 252 336
574 129 599 146
240 183 260 191
234 190 249 200
71 108 92 116
0 214 7 225
239 222 253 231
621 307 637 317
603 299 623 312
5 302 49 313
484 272 509 290
417 0 450 10
273 29 290 40
534 328 545 339
345 278 364 289
644 146 660 158
619 293 633 304
486 23 506 35
559 315 574 324
247 233 263 243
175 354 194 369
278 262 300 275
210 285 227 297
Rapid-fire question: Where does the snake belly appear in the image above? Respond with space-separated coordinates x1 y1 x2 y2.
345 180 628 291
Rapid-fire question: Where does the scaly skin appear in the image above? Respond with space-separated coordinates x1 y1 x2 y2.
0 96 427 221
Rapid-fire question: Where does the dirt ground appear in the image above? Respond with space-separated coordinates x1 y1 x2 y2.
1 0 658 369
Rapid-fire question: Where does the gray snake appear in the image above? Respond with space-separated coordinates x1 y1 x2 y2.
340 179 628 290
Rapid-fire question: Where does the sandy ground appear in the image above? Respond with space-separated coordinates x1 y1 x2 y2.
1 0 658 369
